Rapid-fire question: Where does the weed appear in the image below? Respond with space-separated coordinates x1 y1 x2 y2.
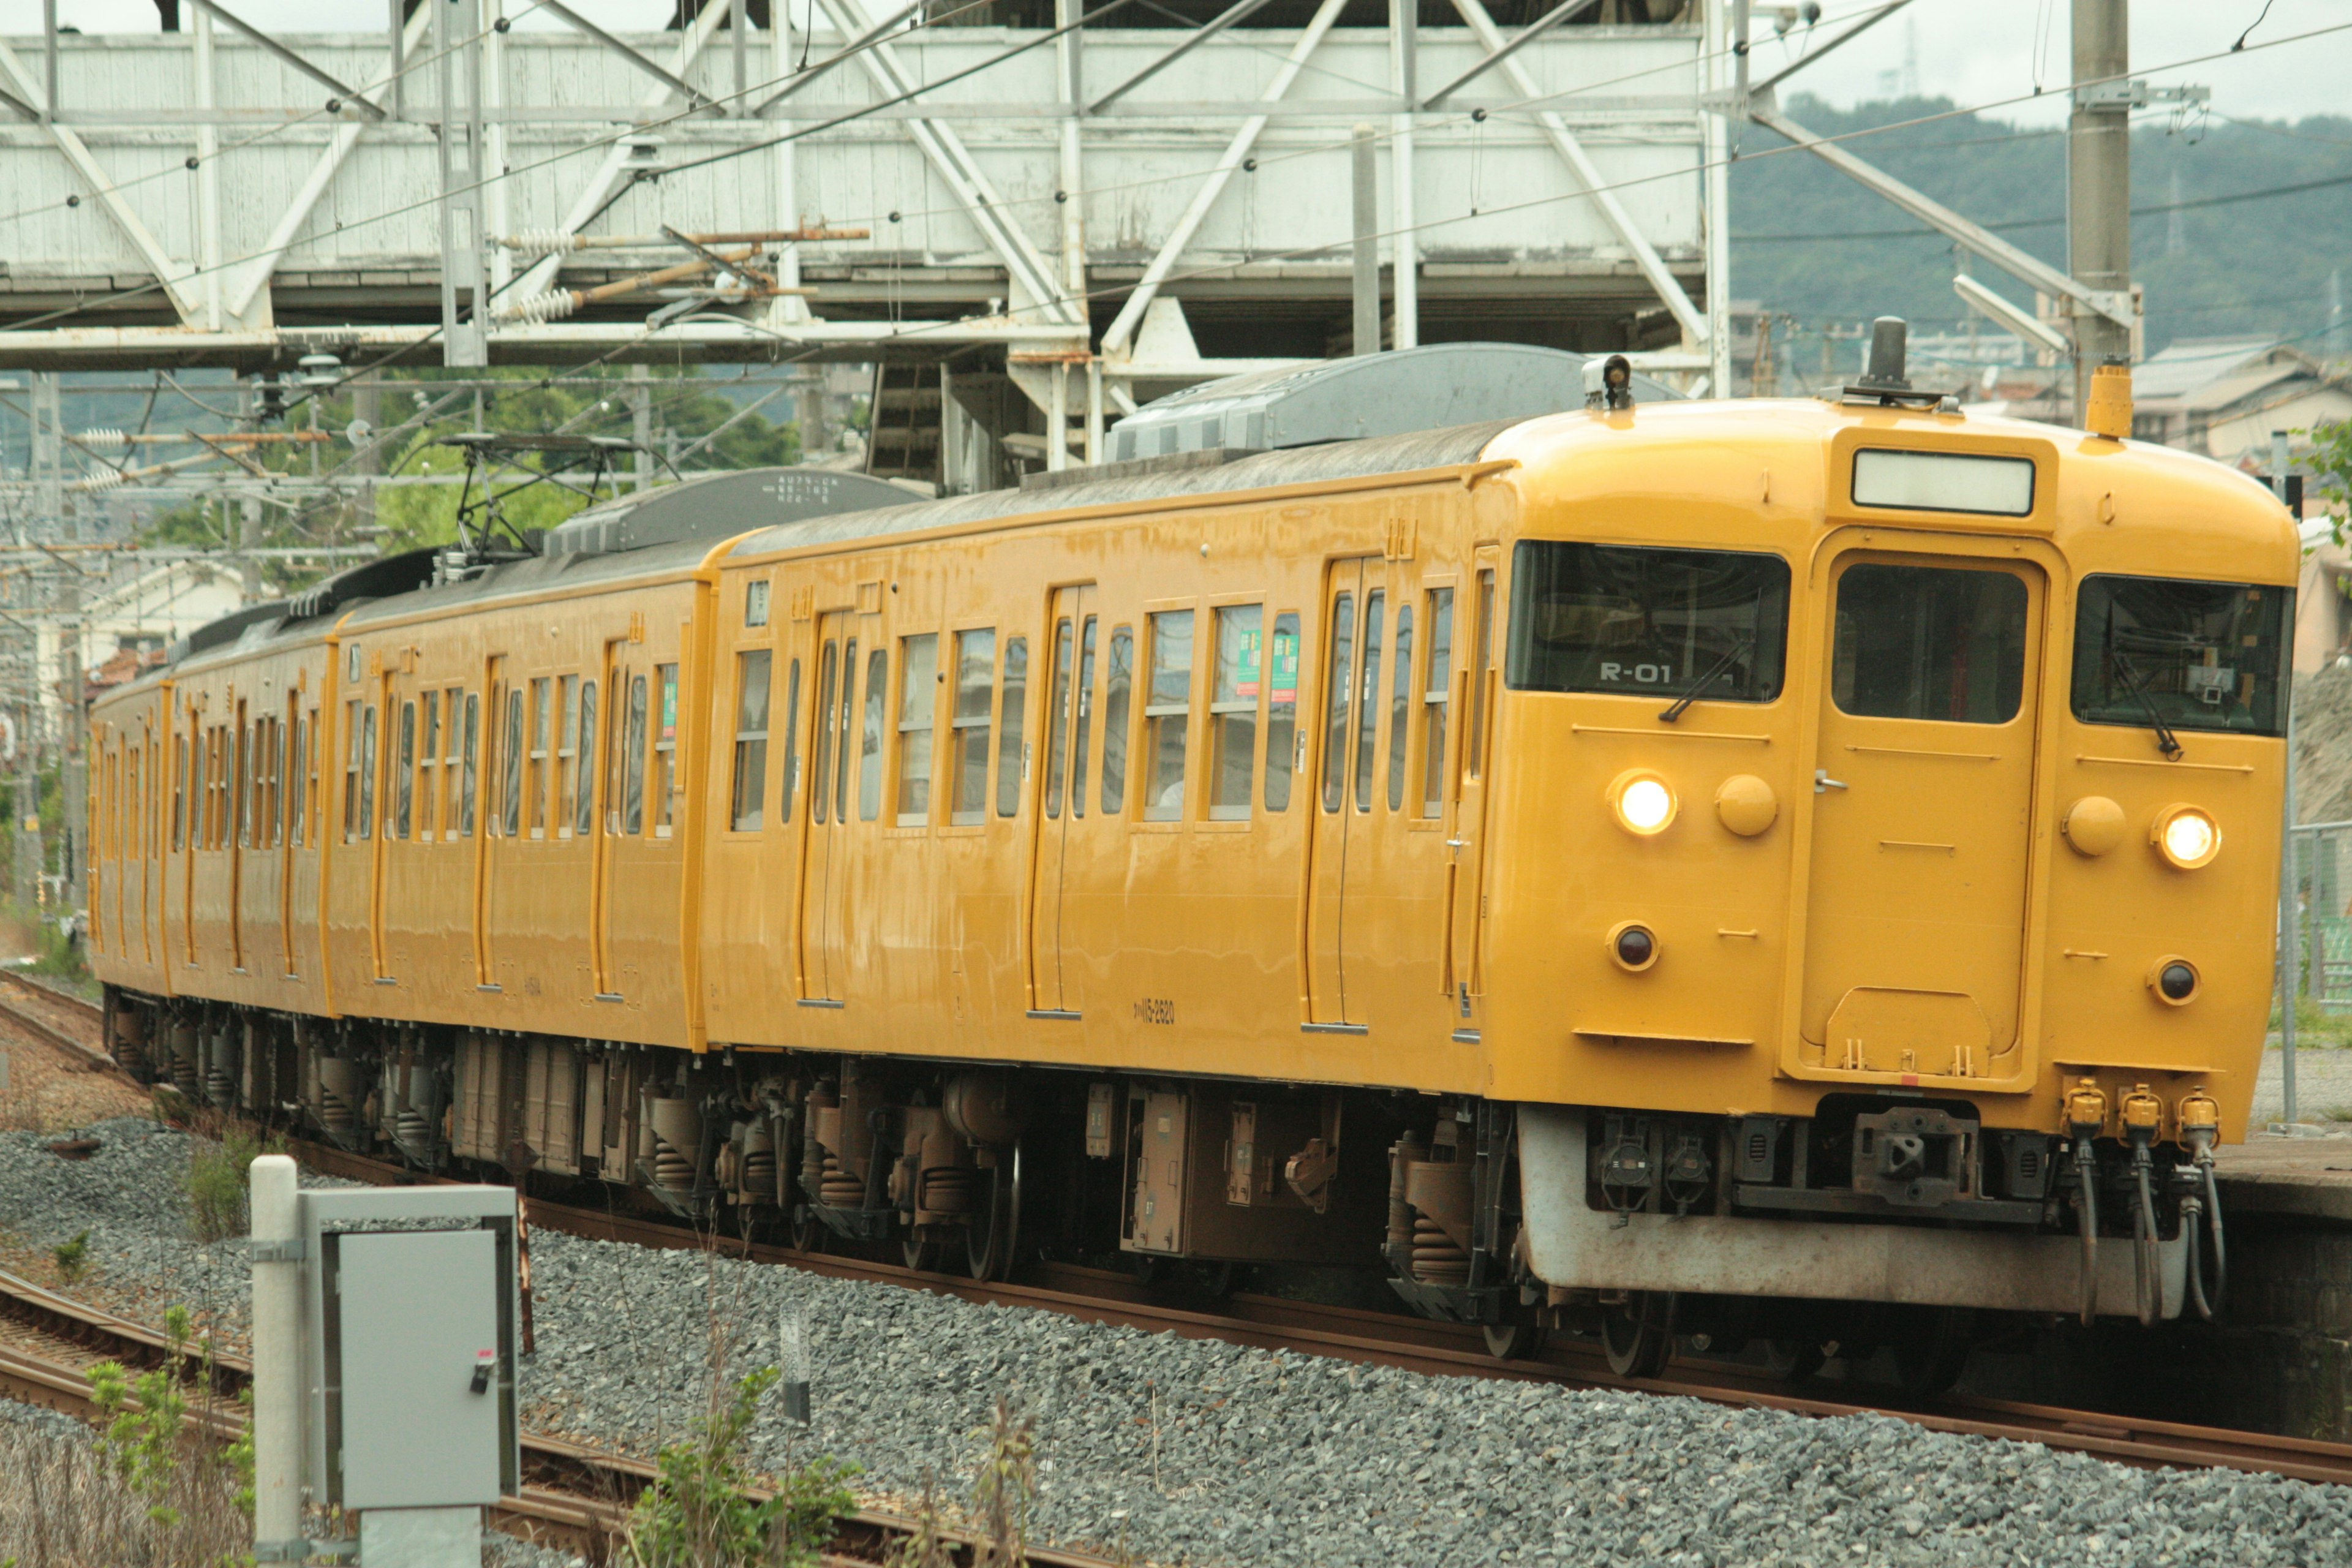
80 1302 251 1565
53 1227 89 1284
970 1396 1038 1568
184 1126 269 1244
621 1366 859 1568
888 1472 952 1568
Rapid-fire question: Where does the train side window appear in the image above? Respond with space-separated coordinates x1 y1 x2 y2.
1144 609 1194 822
554 674 579 838
1099 627 1133 815
456 696 477 838
394 700 416 840
1420 589 1453 816
503 688 526 839
236 715 252 847
528 677 552 839
419 692 440 839
1072 617 1096 820
304 710 320 848
1321 594 1356 813
358 703 378 841
951 630 994 825
1264 612 1298 812
731 649 772 832
832 641 858 824
444 688 465 839
1467 570 1494 783
995 636 1027 819
621 676 646 834
810 646 837 827
1355 592 1385 813
576 680 600 839
192 728 207 848
172 735 187 850
1210 604 1261 821
1044 619 1074 821
655 663 680 836
897 633 937 826
779 659 802 825
1388 601 1415 812
858 646 888 822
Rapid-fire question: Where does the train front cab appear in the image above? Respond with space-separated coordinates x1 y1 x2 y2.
1457 401 2294 1373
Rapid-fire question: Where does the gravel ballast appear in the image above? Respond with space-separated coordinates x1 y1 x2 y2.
7 1119 2352 1566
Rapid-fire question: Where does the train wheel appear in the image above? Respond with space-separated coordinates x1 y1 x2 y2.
966 1143 1022 1283
902 1232 941 1272
1893 1309 1973 1398
789 1204 826 1255
1601 1293 1675 1379
1483 1314 1547 1362
1761 1339 1826 1382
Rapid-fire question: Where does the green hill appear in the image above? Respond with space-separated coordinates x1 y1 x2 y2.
1732 96 2352 367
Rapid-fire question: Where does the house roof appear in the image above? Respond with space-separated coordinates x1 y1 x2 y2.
2133 336 2283 403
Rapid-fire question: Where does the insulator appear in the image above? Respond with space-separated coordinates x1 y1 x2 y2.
75 428 127 447
74 467 126 492
499 290 580 325
502 229 582 256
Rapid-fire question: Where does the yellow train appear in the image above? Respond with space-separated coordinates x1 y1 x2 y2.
86 333 2294 1385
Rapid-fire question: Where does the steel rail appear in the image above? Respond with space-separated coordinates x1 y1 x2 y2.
24 982 2352 1493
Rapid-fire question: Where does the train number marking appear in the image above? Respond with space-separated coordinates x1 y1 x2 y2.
1132 997 1177 1026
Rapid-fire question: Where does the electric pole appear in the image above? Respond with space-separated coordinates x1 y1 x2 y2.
2068 0 2132 419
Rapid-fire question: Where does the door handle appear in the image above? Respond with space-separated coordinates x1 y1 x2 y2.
1814 770 1849 793
1446 837 1468 850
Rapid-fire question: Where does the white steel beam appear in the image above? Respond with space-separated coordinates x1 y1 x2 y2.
1390 0 1417 349
537 0 719 111
1098 0 1348 359
1087 0 1280 113
228 2 434 322
1747 0 1917 97
1447 0 1706 345
509 0 733 306
1749 101 2133 328
185 0 388 118
819 0 1082 328
0 37 204 324
1418 0 1599 109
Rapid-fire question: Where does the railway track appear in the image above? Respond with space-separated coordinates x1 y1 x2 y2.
7 974 2352 1504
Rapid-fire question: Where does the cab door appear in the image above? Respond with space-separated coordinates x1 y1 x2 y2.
1800 546 2045 1083
797 612 854 1001
1027 586 1093 1015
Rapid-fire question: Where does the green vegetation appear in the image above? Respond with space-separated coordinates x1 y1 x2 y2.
88 1303 252 1560
1735 98 2352 365
622 1366 860 1568
2269 991 2352 1048
184 1126 273 1244
53 1228 90 1284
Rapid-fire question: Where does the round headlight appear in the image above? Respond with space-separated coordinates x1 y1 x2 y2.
1609 770 1678 836
1606 921 1660 972
2147 956 2201 1006
2151 804 2220 870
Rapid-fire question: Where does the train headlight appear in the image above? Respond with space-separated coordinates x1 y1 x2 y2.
1606 921 1660 972
2151 804 2220 870
1609 770 1677 836
2147 956 2200 1005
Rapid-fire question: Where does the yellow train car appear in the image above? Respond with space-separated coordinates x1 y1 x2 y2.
88 337 2294 1384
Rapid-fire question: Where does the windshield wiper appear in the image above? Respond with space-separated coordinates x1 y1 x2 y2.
2111 651 2184 759
1659 636 1752 723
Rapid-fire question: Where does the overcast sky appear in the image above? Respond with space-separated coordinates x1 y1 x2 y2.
3 0 2346 126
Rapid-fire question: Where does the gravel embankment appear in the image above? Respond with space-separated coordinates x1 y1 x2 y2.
8 1119 2352 1566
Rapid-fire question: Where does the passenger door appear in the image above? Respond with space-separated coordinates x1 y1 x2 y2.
797 612 855 1001
1800 546 2046 1082
1028 586 1093 1016
1444 552 1500 1009
1305 560 1381 1027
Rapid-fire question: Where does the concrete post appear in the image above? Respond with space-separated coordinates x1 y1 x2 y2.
1351 124 1379 356
630 371 654 492
250 1153 304 1561
2067 0 2131 420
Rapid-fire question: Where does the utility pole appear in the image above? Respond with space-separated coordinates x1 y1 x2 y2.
629 371 654 492
2068 0 2131 421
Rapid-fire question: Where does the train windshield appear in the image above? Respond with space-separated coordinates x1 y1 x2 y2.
2071 575 2290 738
1506 541 1790 701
